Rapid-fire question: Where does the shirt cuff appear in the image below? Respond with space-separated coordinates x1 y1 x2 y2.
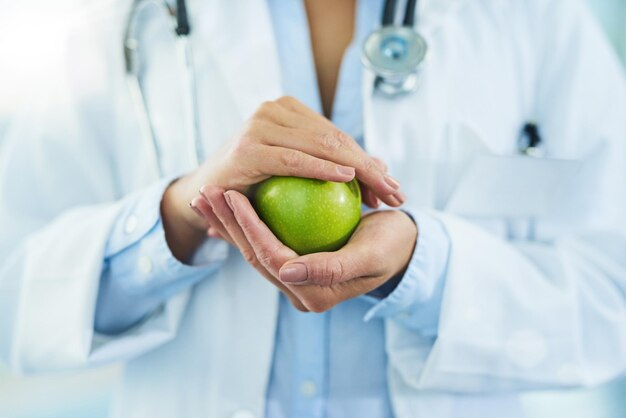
104 177 229 292
105 177 176 258
95 178 229 334
363 210 450 335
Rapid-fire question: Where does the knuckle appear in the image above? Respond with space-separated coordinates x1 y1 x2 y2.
362 157 379 174
277 95 298 106
237 164 263 182
242 118 265 135
373 157 388 172
253 102 278 120
258 100 278 113
241 248 258 266
280 150 303 170
256 248 274 268
229 144 262 179
309 258 344 286
318 131 343 152
334 129 353 147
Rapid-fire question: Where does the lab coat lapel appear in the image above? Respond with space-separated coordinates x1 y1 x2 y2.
192 0 283 120
363 0 468 210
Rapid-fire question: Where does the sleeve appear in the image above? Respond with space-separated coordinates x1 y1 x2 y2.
0 24 228 373
363 210 450 338
381 0 626 392
94 178 227 335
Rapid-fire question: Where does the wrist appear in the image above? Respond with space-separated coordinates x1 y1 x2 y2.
161 175 209 262
392 210 418 278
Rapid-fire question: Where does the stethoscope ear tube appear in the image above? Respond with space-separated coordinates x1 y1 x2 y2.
123 0 201 178
175 0 190 35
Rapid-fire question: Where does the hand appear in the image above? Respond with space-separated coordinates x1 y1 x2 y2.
162 96 404 261
196 187 418 312
191 186 310 311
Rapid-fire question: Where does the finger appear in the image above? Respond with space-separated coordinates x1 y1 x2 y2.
253 100 326 132
188 202 208 223
274 96 333 126
278 248 368 287
372 156 388 172
387 190 406 207
191 196 235 245
252 101 328 130
362 157 386 208
200 186 262 267
224 190 297 277
207 227 222 239
359 182 380 208
251 124 400 200
201 186 308 310
278 220 384 286
255 145 356 183
281 210 415 288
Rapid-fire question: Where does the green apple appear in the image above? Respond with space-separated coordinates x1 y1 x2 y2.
253 176 362 255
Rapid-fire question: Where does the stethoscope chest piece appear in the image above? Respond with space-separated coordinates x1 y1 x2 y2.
362 26 428 97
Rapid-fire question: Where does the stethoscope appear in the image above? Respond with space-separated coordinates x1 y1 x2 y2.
361 0 427 97
124 0 201 177
124 0 542 177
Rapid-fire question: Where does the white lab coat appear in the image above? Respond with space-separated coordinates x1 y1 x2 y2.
1 0 625 417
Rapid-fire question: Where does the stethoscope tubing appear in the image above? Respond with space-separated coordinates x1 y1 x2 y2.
123 0 542 178
124 0 200 177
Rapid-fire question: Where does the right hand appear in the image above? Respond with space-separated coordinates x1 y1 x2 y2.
161 96 404 259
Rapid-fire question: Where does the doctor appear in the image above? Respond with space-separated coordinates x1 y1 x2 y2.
1 0 626 417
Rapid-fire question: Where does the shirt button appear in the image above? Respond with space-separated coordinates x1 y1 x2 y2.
300 380 317 397
124 215 138 234
230 410 255 418
138 256 153 274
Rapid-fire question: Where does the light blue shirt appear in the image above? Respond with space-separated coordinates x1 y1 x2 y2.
94 0 451 416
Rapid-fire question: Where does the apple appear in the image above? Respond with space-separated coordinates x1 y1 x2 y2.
253 176 362 255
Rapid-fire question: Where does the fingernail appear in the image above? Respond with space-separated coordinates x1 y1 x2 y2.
387 194 402 207
374 197 381 207
223 192 234 212
189 202 205 218
384 175 400 191
337 165 355 178
395 191 406 204
279 263 308 284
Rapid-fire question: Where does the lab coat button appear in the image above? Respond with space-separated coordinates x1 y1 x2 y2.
138 256 153 274
230 410 255 418
124 215 138 234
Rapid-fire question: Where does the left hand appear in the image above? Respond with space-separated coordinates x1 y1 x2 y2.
194 186 417 312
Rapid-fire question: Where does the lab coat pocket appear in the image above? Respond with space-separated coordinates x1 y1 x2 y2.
444 154 583 218
435 121 606 220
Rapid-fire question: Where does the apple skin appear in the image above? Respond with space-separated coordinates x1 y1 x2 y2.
253 176 362 255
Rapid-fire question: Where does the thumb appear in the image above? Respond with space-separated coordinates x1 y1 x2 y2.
279 246 368 287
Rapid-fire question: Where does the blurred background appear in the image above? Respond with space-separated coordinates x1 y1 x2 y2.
0 1 625 417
